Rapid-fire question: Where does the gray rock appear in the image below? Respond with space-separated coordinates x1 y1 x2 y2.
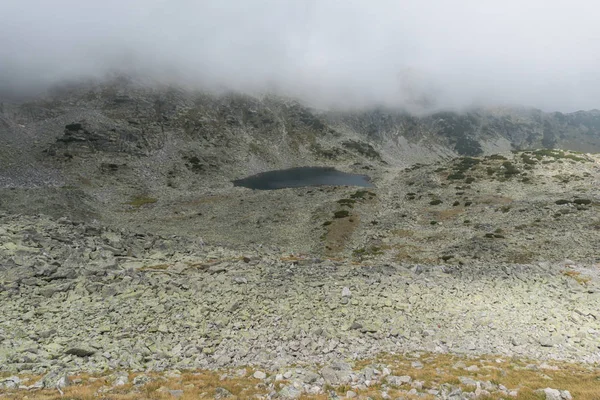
278 385 302 399
535 388 562 400
133 374 152 385
31 371 70 390
169 389 184 397
342 287 352 298
214 387 234 399
113 372 129 387
561 390 573 400
458 376 478 386
539 336 561 347
253 370 267 380
320 361 353 385
386 375 412 386
65 347 95 357
0 376 20 389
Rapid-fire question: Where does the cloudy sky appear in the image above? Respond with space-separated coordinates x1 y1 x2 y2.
1 0 599 111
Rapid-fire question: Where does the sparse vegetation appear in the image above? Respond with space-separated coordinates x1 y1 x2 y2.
337 198 356 207
350 190 376 200
125 196 157 208
352 246 384 258
562 269 591 285
333 210 350 219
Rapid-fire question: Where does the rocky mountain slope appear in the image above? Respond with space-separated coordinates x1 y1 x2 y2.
2 77 600 399
1 76 600 236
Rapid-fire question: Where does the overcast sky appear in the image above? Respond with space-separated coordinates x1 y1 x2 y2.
1 0 599 111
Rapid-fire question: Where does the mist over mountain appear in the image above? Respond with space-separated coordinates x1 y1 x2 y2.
2 0 600 111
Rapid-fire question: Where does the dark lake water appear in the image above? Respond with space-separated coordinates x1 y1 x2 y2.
232 167 374 190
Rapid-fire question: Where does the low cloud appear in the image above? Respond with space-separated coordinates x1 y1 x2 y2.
1 0 599 111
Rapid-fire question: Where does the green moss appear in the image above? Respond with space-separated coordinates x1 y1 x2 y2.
429 199 443 205
350 190 376 199
337 199 356 207
502 161 520 176
352 246 384 258
555 199 571 205
322 221 332 226
333 210 350 218
532 149 588 162
488 154 508 160
447 173 466 180
126 196 157 208
520 154 537 165
574 199 592 205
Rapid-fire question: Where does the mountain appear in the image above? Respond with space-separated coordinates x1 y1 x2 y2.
1 76 600 254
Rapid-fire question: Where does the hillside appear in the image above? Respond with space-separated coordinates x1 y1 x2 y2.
1 77 600 399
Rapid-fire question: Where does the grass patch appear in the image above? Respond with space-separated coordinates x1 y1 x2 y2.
125 196 157 208
333 210 350 219
562 270 591 286
350 190 376 200
337 198 356 207
353 246 384 258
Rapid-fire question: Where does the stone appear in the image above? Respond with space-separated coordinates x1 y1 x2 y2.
346 390 357 398
133 374 152 385
459 376 478 386
386 375 412 385
65 347 95 357
560 390 573 400
113 372 129 387
0 376 20 389
342 287 352 297
253 370 267 380
411 361 424 369
535 388 562 400
214 387 234 399
32 371 70 390
539 336 561 347
278 385 302 399
169 389 184 397
320 361 353 385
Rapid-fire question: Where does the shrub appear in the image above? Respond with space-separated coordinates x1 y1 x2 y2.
333 210 350 218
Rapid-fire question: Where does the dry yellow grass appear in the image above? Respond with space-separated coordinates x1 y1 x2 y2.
1 352 599 399
429 208 465 221
562 269 592 285
3 353 598 399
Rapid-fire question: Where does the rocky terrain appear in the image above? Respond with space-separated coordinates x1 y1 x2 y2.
1 77 600 399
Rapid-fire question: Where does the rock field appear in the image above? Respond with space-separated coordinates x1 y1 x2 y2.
1 211 599 398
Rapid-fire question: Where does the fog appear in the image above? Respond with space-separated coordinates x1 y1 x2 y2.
1 0 599 112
